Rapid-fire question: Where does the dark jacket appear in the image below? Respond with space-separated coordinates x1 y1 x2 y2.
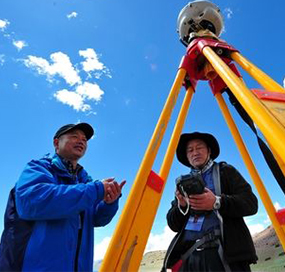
163 162 258 269
0 154 119 272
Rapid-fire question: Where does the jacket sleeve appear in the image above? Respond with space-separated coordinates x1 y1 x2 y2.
166 198 189 232
15 160 105 220
219 163 258 218
92 199 119 227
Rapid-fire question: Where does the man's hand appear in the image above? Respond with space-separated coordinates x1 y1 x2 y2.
103 178 126 204
188 188 216 211
175 189 188 207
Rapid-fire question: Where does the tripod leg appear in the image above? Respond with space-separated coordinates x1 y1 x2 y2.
159 87 194 180
117 86 194 272
235 77 285 179
99 68 187 272
231 52 285 93
202 46 285 164
215 92 285 251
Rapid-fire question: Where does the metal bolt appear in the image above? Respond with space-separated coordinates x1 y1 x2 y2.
216 49 223 55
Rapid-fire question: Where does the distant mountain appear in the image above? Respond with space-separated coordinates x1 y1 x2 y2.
251 225 285 272
140 250 166 272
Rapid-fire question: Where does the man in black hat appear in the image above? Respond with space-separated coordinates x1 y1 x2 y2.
0 122 126 272
162 132 258 272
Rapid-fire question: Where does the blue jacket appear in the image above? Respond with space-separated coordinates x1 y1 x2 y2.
0 154 119 271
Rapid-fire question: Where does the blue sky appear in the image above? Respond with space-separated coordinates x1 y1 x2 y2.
0 0 285 265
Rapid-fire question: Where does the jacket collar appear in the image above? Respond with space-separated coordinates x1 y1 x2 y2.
191 158 214 174
51 153 83 175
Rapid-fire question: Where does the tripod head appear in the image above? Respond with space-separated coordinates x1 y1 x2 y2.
177 1 224 47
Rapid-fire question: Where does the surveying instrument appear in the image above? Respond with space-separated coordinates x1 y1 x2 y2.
100 1 285 271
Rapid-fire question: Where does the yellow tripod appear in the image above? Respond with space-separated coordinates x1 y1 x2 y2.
99 30 285 272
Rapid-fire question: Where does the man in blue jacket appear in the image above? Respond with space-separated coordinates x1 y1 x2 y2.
0 122 126 272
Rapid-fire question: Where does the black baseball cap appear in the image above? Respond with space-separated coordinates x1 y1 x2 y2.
54 123 94 140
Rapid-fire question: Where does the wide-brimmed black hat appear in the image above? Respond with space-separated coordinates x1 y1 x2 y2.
176 132 220 167
54 123 94 140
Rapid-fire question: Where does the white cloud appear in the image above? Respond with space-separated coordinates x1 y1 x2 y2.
283 77 285 88
13 40 27 51
67 12 78 19
79 48 104 72
50 52 81 85
94 236 111 261
245 213 267 235
54 89 91 112
24 49 110 112
145 226 175 253
24 56 50 77
24 52 81 86
0 54 5 66
79 48 111 79
0 19 27 52
54 82 104 112
76 82 104 101
247 223 266 235
274 202 281 211
0 19 10 31
224 8 233 19
93 226 175 263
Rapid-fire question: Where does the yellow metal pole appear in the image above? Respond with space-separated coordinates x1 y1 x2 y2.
238 76 285 178
119 87 194 272
99 67 187 272
215 92 285 250
159 87 194 180
237 77 285 182
231 52 285 93
202 46 285 164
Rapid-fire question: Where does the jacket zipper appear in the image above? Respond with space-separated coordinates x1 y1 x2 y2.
74 212 85 272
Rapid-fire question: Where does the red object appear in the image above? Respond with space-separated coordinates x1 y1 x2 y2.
276 208 285 225
146 170 164 193
252 89 285 102
179 55 198 90
171 259 183 272
179 37 240 94
194 38 238 54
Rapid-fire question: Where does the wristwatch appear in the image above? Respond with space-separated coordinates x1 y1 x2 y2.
213 196 221 210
